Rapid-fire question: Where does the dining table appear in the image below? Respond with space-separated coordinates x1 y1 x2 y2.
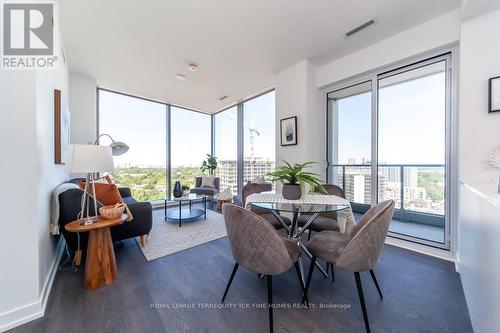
246 192 354 281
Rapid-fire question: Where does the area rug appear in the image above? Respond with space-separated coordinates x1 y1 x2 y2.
137 208 227 261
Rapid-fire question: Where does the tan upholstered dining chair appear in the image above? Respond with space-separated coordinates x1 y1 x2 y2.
242 182 291 230
221 204 307 333
303 200 395 333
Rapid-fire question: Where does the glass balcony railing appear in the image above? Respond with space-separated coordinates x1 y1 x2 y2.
331 164 445 244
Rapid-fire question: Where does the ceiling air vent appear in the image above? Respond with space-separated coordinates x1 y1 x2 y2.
345 18 376 38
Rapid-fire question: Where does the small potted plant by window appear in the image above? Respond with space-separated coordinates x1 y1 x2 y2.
267 161 325 200
201 154 218 175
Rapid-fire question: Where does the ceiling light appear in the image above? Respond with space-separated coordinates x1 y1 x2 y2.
188 63 199 72
175 74 187 81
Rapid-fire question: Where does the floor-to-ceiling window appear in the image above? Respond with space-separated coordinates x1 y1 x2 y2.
243 91 276 184
327 53 451 248
170 106 212 195
98 90 167 202
99 89 276 202
214 106 238 194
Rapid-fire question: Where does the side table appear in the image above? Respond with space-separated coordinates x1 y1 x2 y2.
65 214 127 289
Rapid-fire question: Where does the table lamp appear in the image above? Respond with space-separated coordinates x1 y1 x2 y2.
65 144 115 224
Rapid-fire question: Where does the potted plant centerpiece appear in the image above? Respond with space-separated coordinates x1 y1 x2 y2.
267 161 325 200
201 154 218 175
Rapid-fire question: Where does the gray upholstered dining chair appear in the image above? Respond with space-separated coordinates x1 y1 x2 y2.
303 200 395 333
297 184 346 279
298 184 346 240
242 182 291 230
221 204 307 333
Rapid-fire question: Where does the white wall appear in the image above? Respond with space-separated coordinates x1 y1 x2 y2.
275 60 325 182
0 72 40 329
317 9 460 88
457 7 500 333
0 10 69 332
69 73 97 144
459 8 500 188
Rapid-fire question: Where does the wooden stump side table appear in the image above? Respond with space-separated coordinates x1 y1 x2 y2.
65 214 127 289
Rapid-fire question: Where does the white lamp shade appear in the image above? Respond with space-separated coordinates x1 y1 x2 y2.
64 144 114 173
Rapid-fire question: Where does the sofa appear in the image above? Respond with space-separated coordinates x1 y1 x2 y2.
58 179 153 261
190 176 220 199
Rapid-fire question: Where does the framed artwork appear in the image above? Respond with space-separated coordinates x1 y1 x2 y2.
489 76 500 113
54 89 71 164
280 116 297 146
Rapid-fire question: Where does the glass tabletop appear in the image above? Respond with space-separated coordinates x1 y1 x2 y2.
250 202 350 213
166 194 206 202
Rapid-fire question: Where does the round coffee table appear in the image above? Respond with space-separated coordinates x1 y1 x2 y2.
65 214 127 289
165 194 207 227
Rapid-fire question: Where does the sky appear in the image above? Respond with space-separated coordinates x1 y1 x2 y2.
99 90 276 168
334 65 446 165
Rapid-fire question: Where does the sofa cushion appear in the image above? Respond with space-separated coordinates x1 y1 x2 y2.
200 176 216 188
190 187 218 196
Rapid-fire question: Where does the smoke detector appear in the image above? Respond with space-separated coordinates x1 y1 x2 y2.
345 18 376 38
188 63 199 72
175 74 187 81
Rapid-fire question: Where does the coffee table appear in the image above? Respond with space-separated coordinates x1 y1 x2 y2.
165 194 207 227
65 214 128 289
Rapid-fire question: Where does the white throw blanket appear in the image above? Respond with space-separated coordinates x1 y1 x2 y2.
50 183 79 235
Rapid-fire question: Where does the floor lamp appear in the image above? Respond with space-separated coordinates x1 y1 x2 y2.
65 144 115 224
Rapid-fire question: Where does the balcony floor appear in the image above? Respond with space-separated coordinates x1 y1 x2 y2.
354 213 445 244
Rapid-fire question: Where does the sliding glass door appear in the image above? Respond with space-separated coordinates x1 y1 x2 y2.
328 81 373 213
327 53 451 248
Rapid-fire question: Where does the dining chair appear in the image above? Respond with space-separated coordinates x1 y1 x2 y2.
221 204 307 333
242 182 291 230
298 184 346 240
297 184 346 279
303 200 395 333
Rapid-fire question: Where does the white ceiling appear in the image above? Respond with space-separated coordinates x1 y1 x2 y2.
60 0 459 113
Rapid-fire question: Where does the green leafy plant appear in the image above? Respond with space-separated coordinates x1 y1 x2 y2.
201 154 218 175
267 161 326 194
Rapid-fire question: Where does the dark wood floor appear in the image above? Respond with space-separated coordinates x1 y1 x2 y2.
11 212 472 333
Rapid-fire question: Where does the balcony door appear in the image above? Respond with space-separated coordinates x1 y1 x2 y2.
327 53 451 249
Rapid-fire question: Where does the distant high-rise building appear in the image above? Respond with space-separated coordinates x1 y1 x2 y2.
217 158 274 194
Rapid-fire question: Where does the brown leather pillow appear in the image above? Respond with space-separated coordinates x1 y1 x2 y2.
78 181 123 206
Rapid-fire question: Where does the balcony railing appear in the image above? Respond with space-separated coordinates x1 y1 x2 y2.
331 164 445 228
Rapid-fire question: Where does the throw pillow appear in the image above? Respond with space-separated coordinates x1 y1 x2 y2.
200 176 215 188
78 181 123 206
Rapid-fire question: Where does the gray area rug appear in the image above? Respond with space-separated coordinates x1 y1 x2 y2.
137 208 227 261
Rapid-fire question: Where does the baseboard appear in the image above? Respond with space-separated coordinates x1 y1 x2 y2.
455 251 460 273
385 237 456 262
0 239 65 332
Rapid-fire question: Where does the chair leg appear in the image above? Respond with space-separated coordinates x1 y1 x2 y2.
267 275 274 333
369 269 383 299
354 272 371 333
302 256 317 305
140 235 146 247
294 262 309 306
307 230 312 241
326 261 329 275
221 263 239 303
331 263 335 282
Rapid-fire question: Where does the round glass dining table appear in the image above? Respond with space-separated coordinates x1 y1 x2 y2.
251 201 350 279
